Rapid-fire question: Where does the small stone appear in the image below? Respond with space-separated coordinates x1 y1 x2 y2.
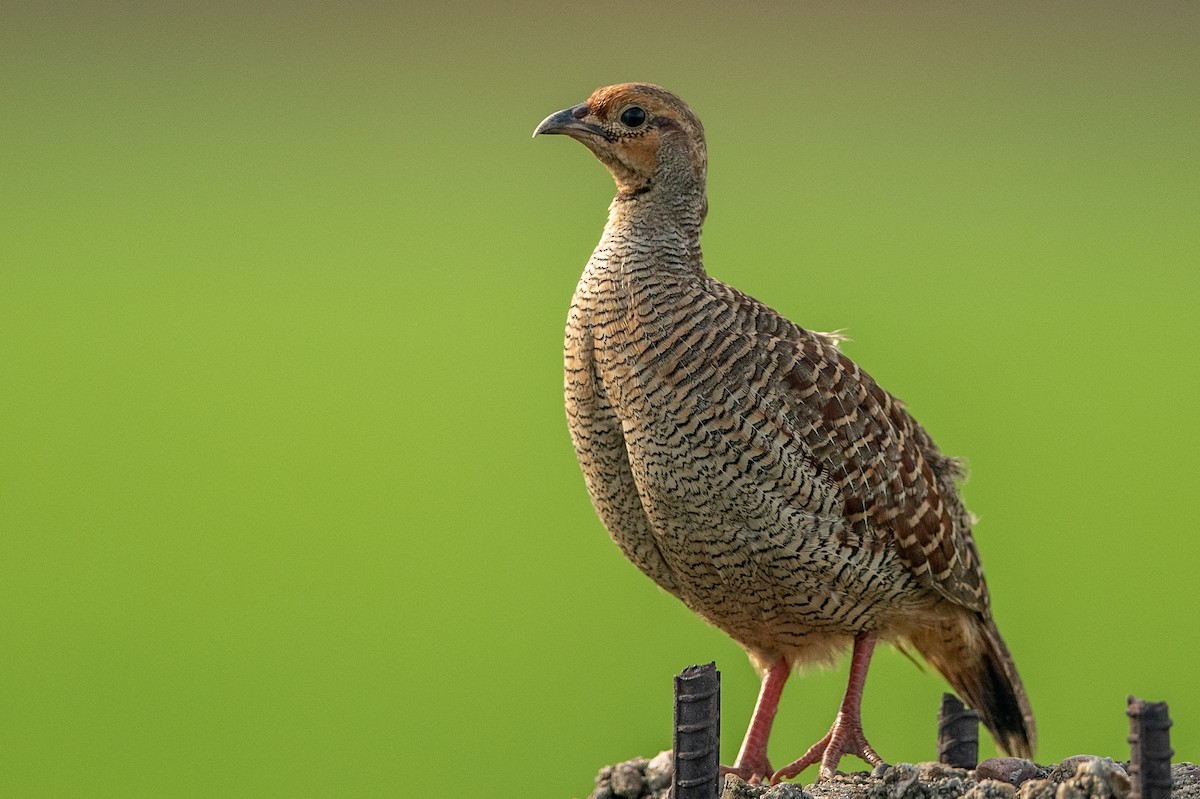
976 758 1041 786
1049 757 1126 785
964 779 1017 799
1075 758 1129 799
1055 783 1085 799
1019 779 1056 799
763 783 813 799
918 761 969 781
880 763 923 799
589 764 618 799
611 762 645 798
590 778 616 799
1044 758 1130 799
721 774 763 799
646 750 673 791
941 778 971 798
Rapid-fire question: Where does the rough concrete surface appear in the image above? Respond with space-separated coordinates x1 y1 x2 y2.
582 753 1200 799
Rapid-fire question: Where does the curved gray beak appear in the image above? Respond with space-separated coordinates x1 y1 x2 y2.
532 103 610 140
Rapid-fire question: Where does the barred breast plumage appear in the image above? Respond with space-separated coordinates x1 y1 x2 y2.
536 83 1035 783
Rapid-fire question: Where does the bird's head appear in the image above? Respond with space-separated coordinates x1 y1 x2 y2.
533 83 707 201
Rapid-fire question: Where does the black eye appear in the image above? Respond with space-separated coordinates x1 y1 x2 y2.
619 106 647 128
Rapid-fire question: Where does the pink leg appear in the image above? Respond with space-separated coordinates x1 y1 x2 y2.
721 658 790 783
773 633 886 783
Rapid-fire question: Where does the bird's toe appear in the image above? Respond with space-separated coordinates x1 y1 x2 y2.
721 758 773 785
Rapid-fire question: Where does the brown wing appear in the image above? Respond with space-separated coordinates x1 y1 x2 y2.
707 278 990 612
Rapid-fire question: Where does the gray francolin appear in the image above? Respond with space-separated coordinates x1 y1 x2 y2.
533 83 1035 783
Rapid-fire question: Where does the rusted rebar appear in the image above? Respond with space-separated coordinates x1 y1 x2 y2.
937 692 980 768
1128 696 1173 799
670 662 720 799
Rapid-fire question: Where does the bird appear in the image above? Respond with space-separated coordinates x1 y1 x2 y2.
533 83 1035 784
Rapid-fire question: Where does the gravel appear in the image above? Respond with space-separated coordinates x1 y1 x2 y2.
581 753 1200 799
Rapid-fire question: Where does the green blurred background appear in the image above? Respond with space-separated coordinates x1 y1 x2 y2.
2 1 1198 796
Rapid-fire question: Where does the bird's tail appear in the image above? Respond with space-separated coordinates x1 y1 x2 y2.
908 611 1036 759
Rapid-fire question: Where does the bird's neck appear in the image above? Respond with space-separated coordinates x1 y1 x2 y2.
593 187 708 279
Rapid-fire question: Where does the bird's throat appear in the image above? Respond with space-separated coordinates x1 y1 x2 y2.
598 200 706 280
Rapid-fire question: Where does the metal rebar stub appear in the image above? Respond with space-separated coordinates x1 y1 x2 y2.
937 692 980 769
670 662 721 799
1127 696 1174 799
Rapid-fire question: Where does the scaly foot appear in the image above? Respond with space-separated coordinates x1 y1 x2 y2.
771 714 885 782
773 633 885 783
720 755 773 784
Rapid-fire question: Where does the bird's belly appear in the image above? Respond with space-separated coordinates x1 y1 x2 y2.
576 299 927 657
619 400 922 655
